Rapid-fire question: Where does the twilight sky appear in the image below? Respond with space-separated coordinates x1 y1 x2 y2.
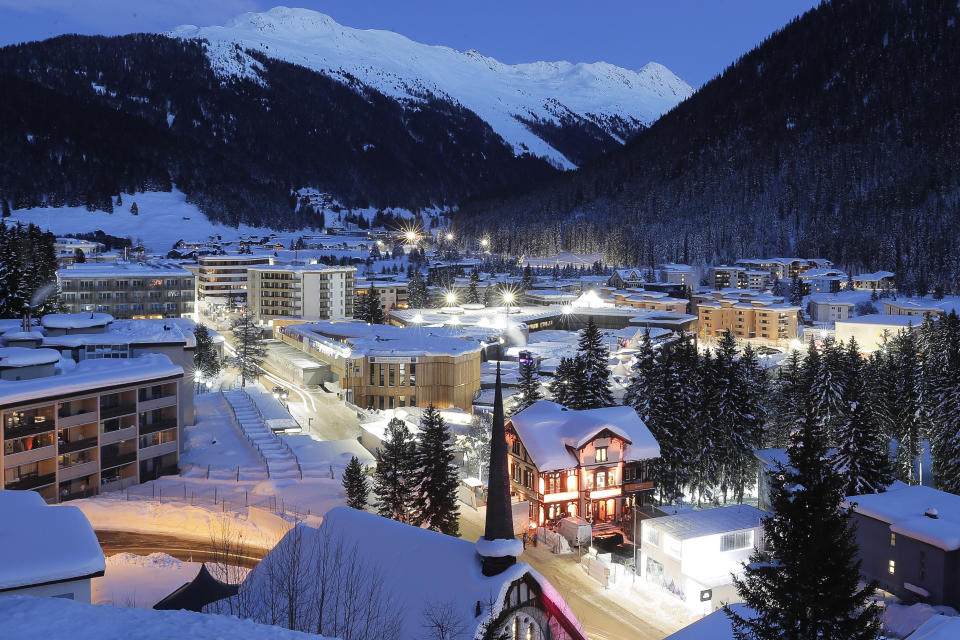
0 0 820 87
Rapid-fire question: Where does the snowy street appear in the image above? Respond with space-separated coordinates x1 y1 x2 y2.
459 507 691 640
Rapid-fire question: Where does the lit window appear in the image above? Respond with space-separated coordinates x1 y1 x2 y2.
720 530 754 552
596 447 608 462
888 560 896 575
890 533 896 547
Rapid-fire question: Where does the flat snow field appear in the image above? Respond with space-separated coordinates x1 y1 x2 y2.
92 552 200 608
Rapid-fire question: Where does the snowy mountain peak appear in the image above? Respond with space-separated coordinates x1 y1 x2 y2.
168 7 693 168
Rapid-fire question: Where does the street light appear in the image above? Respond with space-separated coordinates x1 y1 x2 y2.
445 232 454 241
480 238 490 249
445 292 457 306
503 291 515 312
404 230 417 242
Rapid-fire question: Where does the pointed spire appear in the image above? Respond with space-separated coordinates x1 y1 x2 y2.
481 362 517 576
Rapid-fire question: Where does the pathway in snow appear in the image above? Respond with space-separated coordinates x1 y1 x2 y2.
224 391 302 481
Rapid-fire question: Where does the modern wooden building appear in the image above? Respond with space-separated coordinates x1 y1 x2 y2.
505 401 660 526
276 320 482 411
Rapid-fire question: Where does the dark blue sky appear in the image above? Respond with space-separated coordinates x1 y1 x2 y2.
0 1 820 87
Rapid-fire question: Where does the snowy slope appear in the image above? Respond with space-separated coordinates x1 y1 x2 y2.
168 7 693 168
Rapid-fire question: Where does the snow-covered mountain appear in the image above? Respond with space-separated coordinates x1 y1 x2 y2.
169 7 693 169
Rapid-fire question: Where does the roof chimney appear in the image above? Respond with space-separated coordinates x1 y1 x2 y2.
478 362 520 576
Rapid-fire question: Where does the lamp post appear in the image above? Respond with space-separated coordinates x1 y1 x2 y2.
445 292 457 307
503 291 515 313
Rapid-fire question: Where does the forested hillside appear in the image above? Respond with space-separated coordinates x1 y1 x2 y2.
0 35 557 228
458 0 960 294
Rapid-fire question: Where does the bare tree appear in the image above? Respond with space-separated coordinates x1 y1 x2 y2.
422 600 470 640
204 514 254 617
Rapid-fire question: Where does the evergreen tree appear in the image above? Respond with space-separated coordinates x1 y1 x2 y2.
549 356 575 407
520 265 534 293
788 276 805 307
887 329 924 483
624 328 656 422
576 317 614 408
809 339 848 444
342 455 370 510
407 270 428 309
928 312 960 492
830 339 893 495
767 349 803 448
231 310 264 388
1 200 10 218
466 268 481 304
74 248 86 263
130 202 138 215
482 282 497 307
356 287 385 324
373 417 417 523
193 323 221 389
727 389 881 640
413 405 461 535
511 358 543 415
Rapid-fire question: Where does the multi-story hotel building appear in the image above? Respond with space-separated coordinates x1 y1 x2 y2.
1 346 183 503
506 401 660 526
604 290 689 314
277 320 482 411
58 262 195 319
353 277 409 314
247 265 355 323
696 290 800 342
196 255 271 310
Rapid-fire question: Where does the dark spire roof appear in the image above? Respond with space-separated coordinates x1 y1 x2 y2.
153 563 239 612
481 361 517 576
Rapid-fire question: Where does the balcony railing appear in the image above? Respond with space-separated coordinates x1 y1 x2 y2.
139 419 177 436
5 473 56 491
101 451 137 470
100 404 137 419
3 422 55 440
59 436 98 455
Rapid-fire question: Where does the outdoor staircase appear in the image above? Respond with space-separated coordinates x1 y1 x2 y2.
224 390 302 481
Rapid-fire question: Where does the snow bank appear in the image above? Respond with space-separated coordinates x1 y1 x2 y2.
0 595 331 640
93 553 201 608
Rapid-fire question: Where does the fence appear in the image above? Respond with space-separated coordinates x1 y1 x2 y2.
120 480 314 521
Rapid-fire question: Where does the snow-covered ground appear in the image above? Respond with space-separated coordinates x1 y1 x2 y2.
180 393 265 474
92 553 201 608
0 595 330 640
7 189 292 254
169 7 693 169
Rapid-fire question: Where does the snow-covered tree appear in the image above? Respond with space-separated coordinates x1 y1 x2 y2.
727 389 881 640
341 455 369 510
466 268 481 305
511 358 542 415
193 323 221 390
623 328 656 422
413 405 460 535
373 417 417 523
407 270 428 309
231 310 264 388
575 317 614 408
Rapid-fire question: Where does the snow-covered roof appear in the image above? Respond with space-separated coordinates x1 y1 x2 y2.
835 314 917 327
40 313 113 330
854 271 895 281
665 604 751 640
808 294 856 306
644 504 766 541
0 347 61 368
508 401 660 472
0 491 105 590
41 318 197 349
907 615 960 640
285 321 483 358
242 507 585 640
847 485 960 551
57 261 193 278
0 595 330 640
0 353 182 408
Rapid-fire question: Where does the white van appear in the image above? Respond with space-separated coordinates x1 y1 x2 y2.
557 516 592 546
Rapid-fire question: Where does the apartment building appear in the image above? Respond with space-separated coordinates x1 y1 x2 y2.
277 320 482 411
710 266 772 291
605 290 689 314
853 271 896 291
1 347 183 504
506 401 660 526
883 298 960 318
697 290 800 342
798 268 847 294
735 257 833 281
58 262 195 319
196 255 271 310
247 265 355 323
353 277 409 313
807 295 855 323
658 263 694 286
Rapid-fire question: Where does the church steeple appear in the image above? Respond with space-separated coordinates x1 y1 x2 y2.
478 362 520 576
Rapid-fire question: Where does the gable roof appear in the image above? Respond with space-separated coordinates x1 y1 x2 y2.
508 401 660 472
242 507 586 640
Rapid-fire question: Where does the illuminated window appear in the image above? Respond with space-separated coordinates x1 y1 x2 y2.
596 446 608 462
888 560 896 575
890 533 896 547
527 623 534 640
720 530 754 552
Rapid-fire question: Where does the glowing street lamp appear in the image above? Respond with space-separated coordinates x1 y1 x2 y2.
480 238 490 248
503 290 515 312
445 292 457 306
445 232 454 241
404 230 418 242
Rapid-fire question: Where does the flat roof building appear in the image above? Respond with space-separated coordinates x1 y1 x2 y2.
247 265 355 323
57 262 195 319
196 254 271 310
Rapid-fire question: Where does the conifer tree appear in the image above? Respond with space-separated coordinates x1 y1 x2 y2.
830 339 893 495
809 339 848 444
193 323 221 390
1 199 10 218
928 312 960 492
407 270 428 309
342 455 370 510
231 310 264 388
466 268 481 304
576 317 614 408
887 329 924 483
520 265 534 292
413 405 460 535
356 287 385 324
727 389 881 640
130 202 138 215
549 356 576 407
624 328 656 422
373 417 417 523
767 349 804 447
511 358 542 415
